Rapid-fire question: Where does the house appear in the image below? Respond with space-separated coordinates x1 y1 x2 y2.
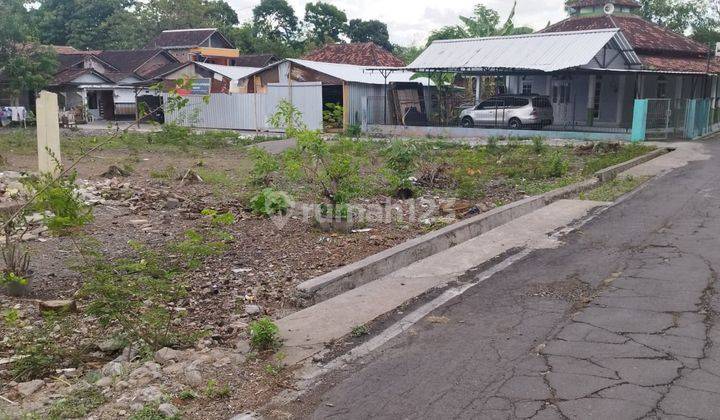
384 0 720 140
233 54 280 68
146 28 241 66
302 42 405 67
155 61 261 94
48 48 182 121
238 58 432 129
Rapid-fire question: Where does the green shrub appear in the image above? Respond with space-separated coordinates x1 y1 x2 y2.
248 147 280 186
200 209 236 226
323 103 344 129
269 100 306 136
203 379 231 399
345 124 362 137
23 171 94 235
250 188 293 217
532 137 545 153
148 123 192 146
171 230 230 269
249 317 280 351
486 136 500 153
543 152 569 178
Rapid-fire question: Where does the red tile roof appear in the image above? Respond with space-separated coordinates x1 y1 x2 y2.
639 54 720 73
302 43 405 67
542 14 708 55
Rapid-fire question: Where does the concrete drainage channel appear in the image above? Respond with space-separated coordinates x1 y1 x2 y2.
297 147 669 305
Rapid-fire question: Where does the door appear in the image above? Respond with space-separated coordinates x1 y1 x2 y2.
551 80 572 125
473 98 503 125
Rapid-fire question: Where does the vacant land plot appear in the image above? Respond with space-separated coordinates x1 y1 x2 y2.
0 125 653 418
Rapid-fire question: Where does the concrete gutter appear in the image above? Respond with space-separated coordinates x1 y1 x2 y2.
296 148 665 305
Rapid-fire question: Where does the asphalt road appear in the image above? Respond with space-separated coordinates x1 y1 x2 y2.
282 139 720 420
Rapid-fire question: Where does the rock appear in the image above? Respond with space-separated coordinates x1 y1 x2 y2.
184 369 203 387
159 403 180 418
154 347 183 364
96 377 113 388
235 340 251 354
38 300 77 314
130 403 144 412
100 165 131 178
102 361 127 377
162 198 181 210
245 304 262 316
135 386 163 403
16 379 44 397
97 337 125 353
128 219 149 226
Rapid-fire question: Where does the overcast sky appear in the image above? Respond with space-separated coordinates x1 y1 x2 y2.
227 0 569 46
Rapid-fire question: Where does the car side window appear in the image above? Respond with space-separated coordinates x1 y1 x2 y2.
476 101 490 110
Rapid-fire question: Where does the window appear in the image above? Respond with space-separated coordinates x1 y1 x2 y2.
512 97 530 107
522 82 532 95
87 91 98 110
593 76 603 119
552 86 558 103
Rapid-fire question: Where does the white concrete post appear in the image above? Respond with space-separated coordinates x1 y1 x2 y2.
36 91 62 175
474 76 481 105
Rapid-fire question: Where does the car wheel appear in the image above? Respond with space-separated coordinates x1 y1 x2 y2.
509 118 522 130
461 117 475 128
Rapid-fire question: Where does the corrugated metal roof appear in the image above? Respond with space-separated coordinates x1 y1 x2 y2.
288 59 432 85
194 62 262 80
408 29 641 72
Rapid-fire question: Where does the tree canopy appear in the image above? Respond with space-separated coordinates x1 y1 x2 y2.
346 19 393 51
305 2 347 45
426 1 533 46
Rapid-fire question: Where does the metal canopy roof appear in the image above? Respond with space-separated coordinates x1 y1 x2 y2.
406 28 641 73
194 62 261 80
288 59 432 85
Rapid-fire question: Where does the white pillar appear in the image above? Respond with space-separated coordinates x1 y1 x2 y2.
36 91 62 175
475 76 481 104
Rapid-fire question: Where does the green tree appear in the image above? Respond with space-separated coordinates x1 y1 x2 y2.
691 0 720 46
33 0 133 50
347 19 393 50
393 44 424 65
253 0 300 43
638 0 699 33
427 1 532 45
304 2 347 44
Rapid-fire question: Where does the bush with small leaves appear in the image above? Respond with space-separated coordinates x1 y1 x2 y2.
250 188 293 217
23 171 93 235
249 317 280 351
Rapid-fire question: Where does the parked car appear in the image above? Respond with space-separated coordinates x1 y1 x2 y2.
459 95 553 129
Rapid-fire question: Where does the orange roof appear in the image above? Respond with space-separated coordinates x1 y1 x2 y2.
302 43 405 67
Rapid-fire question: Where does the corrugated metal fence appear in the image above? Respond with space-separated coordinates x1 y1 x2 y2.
164 82 323 131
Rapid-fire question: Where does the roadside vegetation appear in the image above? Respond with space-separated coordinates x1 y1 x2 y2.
582 175 651 202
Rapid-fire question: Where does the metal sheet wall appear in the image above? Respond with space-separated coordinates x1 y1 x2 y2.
164 82 323 131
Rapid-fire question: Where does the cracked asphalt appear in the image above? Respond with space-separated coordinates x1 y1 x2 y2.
281 140 720 420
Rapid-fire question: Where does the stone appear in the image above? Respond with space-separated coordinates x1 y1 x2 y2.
102 361 127 377
130 403 144 412
136 386 163 403
154 347 183 364
245 305 262 316
38 300 77 314
97 337 125 353
96 377 113 388
129 219 149 226
184 369 203 387
163 198 181 210
16 379 44 397
235 340 251 354
159 403 180 418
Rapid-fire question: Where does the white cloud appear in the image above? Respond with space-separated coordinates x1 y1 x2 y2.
227 0 568 46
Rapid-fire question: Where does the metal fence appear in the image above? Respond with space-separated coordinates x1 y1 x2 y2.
164 82 323 131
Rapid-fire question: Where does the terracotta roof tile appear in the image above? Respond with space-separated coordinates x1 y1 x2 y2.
638 54 720 73
234 54 280 67
97 50 168 73
542 14 708 55
302 43 405 67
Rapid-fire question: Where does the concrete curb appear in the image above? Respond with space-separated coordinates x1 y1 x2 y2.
296 148 665 305
594 148 669 182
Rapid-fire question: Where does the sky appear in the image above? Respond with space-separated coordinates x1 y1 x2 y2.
227 0 569 46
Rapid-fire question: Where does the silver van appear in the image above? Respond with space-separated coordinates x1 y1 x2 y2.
459 95 553 129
